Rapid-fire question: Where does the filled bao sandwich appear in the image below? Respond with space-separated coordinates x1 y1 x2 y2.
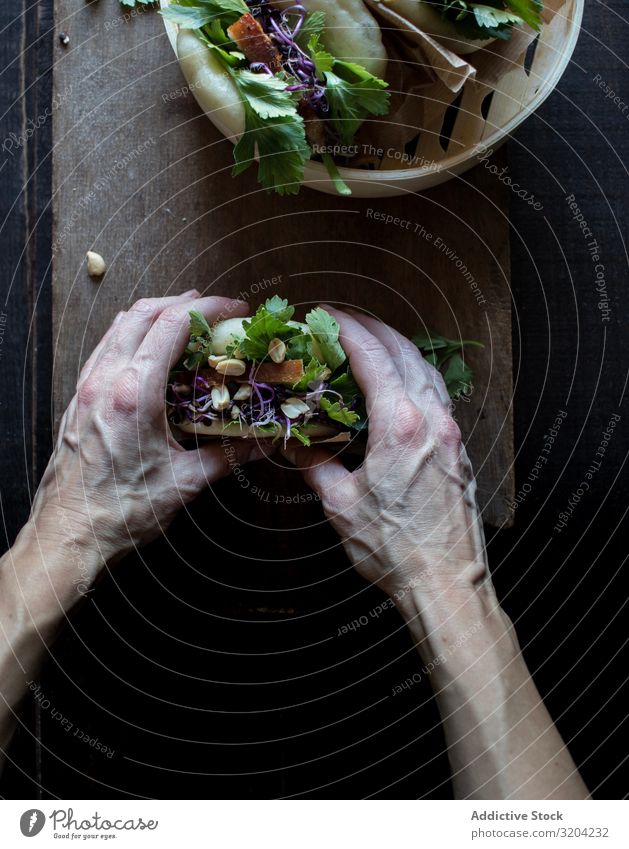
367 1 543 55
165 0 390 195
168 298 365 446
163 0 543 194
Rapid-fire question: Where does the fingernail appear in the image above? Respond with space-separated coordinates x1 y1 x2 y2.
182 289 200 297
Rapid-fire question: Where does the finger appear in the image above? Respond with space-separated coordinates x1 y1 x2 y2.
322 306 407 435
133 297 250 397
77 310 126 385
78 291 201 386
280 445 354 509
347 310 450 408
96 290 202 372
172 438 271 495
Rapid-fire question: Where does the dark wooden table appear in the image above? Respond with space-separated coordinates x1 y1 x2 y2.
1 0 627 798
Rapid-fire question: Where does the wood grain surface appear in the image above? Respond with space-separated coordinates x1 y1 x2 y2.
1 0 626 802
51 0 513 527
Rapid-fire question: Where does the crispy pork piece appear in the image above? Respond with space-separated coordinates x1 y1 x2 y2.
198 359 305 386
227 13 283 73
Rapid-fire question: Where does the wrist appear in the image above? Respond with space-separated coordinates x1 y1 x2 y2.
3 513 106 628
395 572 521 680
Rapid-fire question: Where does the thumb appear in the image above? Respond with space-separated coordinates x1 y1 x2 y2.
174 439 272 492
280 445 352 503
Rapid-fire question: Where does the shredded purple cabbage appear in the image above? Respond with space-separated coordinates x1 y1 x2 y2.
247 0 328 115
167 371 350 433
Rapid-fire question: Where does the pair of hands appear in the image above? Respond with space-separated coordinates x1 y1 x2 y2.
29 293 485 611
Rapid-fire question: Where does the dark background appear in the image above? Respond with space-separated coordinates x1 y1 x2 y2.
0 1 627 798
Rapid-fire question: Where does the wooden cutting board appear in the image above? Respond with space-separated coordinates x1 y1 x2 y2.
52 0 513 527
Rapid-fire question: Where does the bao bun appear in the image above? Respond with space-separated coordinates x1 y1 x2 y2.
176 420 339 439
376 0 495 54
175 0 387 143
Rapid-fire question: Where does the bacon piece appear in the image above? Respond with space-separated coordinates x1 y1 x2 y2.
227 13 282 73
195 359 305 386
246 359 304 385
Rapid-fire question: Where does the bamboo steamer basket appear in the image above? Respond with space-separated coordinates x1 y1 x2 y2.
162 0 583 198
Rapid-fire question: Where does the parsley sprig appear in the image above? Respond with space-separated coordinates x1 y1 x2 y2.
161 1 390 194
309 36 390 147
412 328 483 399
429 0 543 41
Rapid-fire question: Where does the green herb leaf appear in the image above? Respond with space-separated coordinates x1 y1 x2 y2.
264 296 294 322
290 425 311 446
182 309 213 369
320 396 360 427
188 309 212 338
322 153 352 196
432 0 541 41
238 299 296 361
471 5 523 33
503 0 543 30
308 37 389 146
233 104 310 195
295 11 327 49
292 357 327 391
309 36 335 75
330 370 360 404
412 327 483 400
286 333 313 362
442 352 475 400
229 68 310 194
305 307 347 372
232 69 302 119
161 0 247 28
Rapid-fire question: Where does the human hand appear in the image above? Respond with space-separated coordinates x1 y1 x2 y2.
281 307 488 610
27 292 266 598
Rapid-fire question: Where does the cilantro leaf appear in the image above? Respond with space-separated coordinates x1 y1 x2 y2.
309 37 335 76
319 64 389 146
233 104 310 195
412 327 483 399
286 333 313 362
308 37 389 146
229 70 310 194
503 0 543 29
443 353 475 400
429 0 541 41
238 299 296 361
290 426 311 447
160 0 247 28
188 309 212 338
183 310 214 370
330 370 360 404
320 396 360 427
232 70 302 119
411 328 451 350
471 5 524 34
295 11 327 49
305 307 347 372
292 357 327 391
264 296 294 322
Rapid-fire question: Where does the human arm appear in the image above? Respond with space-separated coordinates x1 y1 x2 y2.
0 292 264 772
283 307 589 800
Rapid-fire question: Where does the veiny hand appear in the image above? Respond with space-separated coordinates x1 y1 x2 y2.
282 307 488 609
28 292 265 594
